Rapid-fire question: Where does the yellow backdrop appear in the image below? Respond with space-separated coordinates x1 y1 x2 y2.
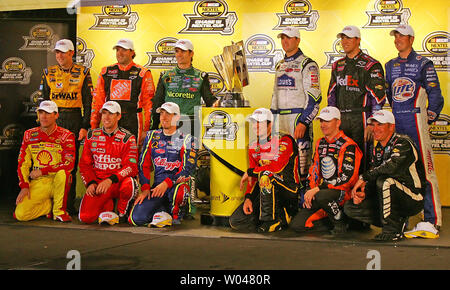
77 0 449 205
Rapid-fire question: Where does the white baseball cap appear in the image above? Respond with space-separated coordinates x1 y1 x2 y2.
390 24 415 37
98 211 119 225
37 100 58 113
316 106 341 121
174 39 194 51
101 101 121 114
113 38 134 50
367 110 396 124
156 102 181 115
337 25 361 38
277 26 300 39
150 212 173 228
248 108 274 123
53 39 74 52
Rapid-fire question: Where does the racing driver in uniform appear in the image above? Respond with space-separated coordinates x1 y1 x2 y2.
327 25 386 171
150 39 218 137
129 102 197 226
39 39 93 214
345 110 426 241
91 38 155 146
271 26 322 200
79 101 139 224
385 25 444 237
15 101 76 222
290 106 362 234
229 108 300 233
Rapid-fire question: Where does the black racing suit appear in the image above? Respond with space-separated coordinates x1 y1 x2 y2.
327 50 386 171
344 133 425 233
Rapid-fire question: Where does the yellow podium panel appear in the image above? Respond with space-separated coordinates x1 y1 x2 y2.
201 107 256 217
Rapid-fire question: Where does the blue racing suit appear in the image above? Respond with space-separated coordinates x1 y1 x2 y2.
385 49 444 226
129 129 197 225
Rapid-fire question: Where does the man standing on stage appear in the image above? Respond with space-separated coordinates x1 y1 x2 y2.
91 38 155 146
385 24 444 237
39 39 93 214
271 26 321 196
327 25 386 171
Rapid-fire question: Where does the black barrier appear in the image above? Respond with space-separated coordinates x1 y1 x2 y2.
0 9 76 199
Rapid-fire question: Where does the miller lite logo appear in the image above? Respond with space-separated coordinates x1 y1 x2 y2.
392 77 415 102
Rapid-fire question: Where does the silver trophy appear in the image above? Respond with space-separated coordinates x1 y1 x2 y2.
212 40 249 107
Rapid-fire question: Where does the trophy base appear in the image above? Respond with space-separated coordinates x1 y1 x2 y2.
219 92 249 108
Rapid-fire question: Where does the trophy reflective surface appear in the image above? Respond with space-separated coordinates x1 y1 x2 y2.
212 41 249 107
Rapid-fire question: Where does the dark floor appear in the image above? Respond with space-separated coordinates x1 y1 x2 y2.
1 194 449 272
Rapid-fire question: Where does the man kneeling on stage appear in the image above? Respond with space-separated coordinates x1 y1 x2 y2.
78 101 139 224
344 110 426 241
15 101 76 222
229 108 300 233
289 106 362 234
129 102 197 227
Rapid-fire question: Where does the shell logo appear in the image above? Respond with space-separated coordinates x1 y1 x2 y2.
37 150 53 165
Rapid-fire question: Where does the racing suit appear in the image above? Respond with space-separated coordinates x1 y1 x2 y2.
91 62 155 144
229 133 300 232
271 49 322 189
385 49 444 227
129 129 197 225
290 130 362 232
40 63 94 213
151 66 217 136
327 50 386 170
78 127 139 224
344 133 425 235
15 126 76 221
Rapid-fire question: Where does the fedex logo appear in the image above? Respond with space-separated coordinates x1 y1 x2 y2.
337 75 358 87
392 77 415 102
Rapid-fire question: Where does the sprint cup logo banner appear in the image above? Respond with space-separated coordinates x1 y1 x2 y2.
19 24 58 51
0 57 32 85
0 124 24 149
274 0 319 31
203 110 238 141
90 5 139 32
76 37 95 69
417 31 449 72
22 90 43 116
179 0 237 35
245 34 284 73
430 114 450 154
363 0 411 28
145 37 178 69
322 39 369 69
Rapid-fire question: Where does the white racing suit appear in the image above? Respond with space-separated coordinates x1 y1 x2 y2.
271 49 322 194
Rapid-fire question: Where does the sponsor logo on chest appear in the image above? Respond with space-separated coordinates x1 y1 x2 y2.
392 77 415 102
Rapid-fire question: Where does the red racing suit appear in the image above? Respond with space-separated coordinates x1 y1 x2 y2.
245 133 300 221
78 127 139 223
16 126 76 220
90 62 155 143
